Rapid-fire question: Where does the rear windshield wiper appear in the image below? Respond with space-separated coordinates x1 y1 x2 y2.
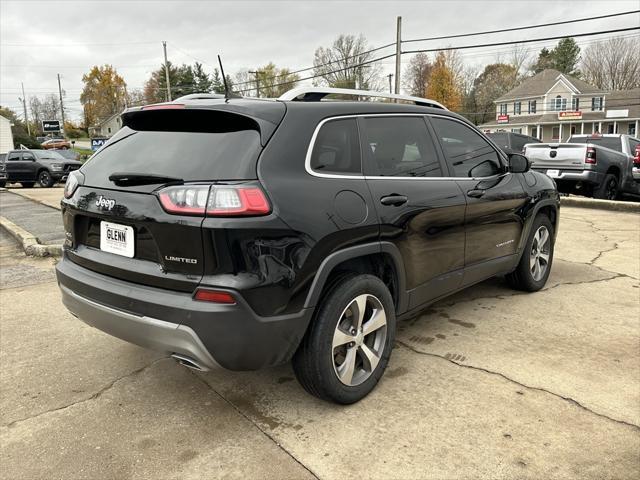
108 172 184 186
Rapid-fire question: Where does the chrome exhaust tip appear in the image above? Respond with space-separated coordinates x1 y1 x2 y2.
171 353 208 372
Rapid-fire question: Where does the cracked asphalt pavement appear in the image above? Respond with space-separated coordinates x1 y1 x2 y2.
1 207 638 479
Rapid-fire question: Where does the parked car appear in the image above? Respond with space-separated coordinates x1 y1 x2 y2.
41 138 71 150
524 134 640 199
0 149 82 188
55 88 560 404
486 132 541 155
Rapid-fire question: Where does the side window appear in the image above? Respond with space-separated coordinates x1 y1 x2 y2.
362 116 443 177
22 153 36 161
7 152 21 161
310 118 361 175
431 117 503 178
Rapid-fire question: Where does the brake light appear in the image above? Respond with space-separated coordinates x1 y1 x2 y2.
634 145 640 166
194 289 236 304
157 185 271 216
207 187 270 216
141 104 185 110
585 146 597 164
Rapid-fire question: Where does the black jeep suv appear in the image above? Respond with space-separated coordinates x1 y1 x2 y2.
56 88 559 404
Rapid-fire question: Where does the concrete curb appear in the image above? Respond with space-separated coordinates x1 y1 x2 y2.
560 196 640 213
0 216 63 257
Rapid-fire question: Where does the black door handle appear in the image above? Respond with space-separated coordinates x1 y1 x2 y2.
467 189 485 198
380 195 408 206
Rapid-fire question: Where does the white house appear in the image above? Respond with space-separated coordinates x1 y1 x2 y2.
479 69 640 142
88 112 123 138
0 115 15 154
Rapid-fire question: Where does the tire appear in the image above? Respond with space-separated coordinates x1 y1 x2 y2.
38 170 55 188
506 214 554 292
21 182 35 188
293 274 396 404
593 174 619 200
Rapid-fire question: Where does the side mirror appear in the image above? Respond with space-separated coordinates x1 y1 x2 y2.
508 153 529 173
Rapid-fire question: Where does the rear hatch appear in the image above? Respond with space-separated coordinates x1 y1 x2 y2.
63 103 285 292
525 143 588 170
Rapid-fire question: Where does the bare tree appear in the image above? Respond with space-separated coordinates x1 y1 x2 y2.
312 34 382 90
581 36 640 90
508 43 530 77
403 53 432 97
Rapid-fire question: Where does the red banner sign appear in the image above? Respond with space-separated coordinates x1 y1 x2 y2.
558 111 582 120
497 115 509 123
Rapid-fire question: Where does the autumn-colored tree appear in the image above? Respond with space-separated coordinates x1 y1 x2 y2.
426 51 462 111
80 65 127 127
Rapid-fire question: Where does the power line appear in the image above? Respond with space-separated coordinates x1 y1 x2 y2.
401 26 640 55
402 9 639 44
2 41 160 47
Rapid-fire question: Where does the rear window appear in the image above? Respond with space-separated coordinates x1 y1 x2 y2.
81 110 262 184
569 136 622 152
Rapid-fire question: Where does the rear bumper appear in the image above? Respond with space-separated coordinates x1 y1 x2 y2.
60 283 219 370
56 254 313 370
532 168 602 184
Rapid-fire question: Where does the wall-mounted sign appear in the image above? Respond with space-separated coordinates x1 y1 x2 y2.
497 115 509 124
606 109 629 118
42 120 61 132
558 111 582 120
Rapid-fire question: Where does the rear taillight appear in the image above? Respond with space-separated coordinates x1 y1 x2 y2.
194 288 236 304
634 145 640 166
64 170 83 198
157 184 271 217
585 146 597 164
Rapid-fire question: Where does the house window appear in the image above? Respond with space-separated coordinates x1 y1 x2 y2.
552 126 560 140
572 98 580 111
108 127 112 134
591 97 603 111
513 102 521 115
499 103 507 115
511 128 522 134
629 122 636 136
607 124 615 134
530 126 538 138
528 100 537 114
571 126 576 135
553 95 567 111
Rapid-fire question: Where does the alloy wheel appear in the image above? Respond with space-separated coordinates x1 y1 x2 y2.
530 225 551 281
332 294 387 386
39 171 51 187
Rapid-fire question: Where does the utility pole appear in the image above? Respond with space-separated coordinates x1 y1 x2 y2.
20 82 31 136
162 41 172 102
249 71 261 98
387 74 393 94
394 16 402 94
57 74 66 132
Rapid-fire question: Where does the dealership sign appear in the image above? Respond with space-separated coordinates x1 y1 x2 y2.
42 120 61 132
558 111 582 120
497 115 509 124
91 138 109 151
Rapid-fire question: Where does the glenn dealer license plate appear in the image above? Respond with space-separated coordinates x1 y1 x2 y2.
100 221 134 258
546 169 560 178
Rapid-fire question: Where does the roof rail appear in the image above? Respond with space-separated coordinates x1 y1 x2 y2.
173 93 226 101
278 87 447 110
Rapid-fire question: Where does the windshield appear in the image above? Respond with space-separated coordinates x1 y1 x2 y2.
569 136 622 152
35 151 65 160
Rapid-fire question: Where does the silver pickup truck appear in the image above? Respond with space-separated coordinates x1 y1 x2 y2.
524 134 640 199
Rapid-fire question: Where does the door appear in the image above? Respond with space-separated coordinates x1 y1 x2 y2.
429 116 529 286
360 115 466 309
4 151 36 181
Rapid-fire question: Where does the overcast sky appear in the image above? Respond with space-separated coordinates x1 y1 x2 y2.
1 0 639 122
